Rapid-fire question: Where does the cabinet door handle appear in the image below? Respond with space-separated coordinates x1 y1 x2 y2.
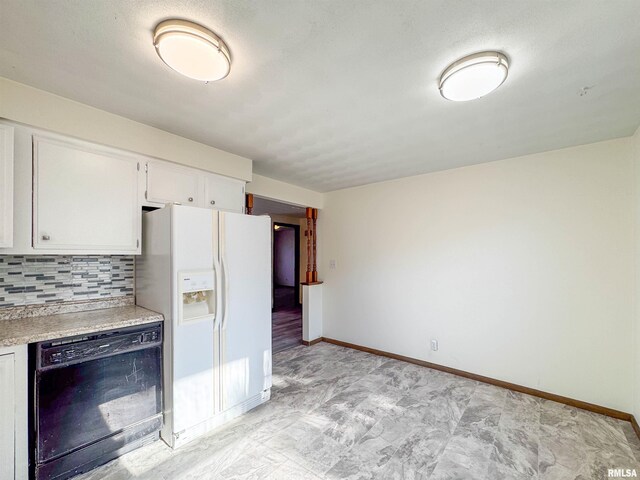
210 200 216 205
42 234 51 241
188 197 194 202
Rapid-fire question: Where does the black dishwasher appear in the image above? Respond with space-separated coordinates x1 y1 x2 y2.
33 323 163 480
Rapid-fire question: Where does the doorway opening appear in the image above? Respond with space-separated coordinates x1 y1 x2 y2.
273 222 300 308
250 196 306 354
272 222 302 353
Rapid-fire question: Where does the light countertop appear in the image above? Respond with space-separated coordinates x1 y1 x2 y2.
0 305 164 347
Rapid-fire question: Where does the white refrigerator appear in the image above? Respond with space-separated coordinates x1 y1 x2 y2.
136 205 272 448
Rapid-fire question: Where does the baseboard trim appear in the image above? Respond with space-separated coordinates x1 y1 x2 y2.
631 415 640 440
302 337 322 346
320 337 636 430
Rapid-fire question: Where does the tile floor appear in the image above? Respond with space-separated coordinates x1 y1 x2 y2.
78 342 640 480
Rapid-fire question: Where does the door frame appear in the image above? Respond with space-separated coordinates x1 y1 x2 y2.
272 222 301 305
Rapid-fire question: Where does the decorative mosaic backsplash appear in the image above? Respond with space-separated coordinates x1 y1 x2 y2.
0 256 134 307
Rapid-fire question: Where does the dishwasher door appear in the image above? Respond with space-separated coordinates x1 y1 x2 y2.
34 323 163 480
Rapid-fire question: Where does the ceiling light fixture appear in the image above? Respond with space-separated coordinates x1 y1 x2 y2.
153 19 231 82
439 51 509 101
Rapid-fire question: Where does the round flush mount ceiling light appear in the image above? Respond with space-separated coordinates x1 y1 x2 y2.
439 51 509 101
153 19 231 82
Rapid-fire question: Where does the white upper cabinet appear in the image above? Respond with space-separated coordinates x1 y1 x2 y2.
204 173 245 213
33 136 140 253
145 161 200 207
1 121 247 254
144 159 245 213
0 125 14 248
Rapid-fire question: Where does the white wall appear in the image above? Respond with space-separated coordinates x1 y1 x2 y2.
634 125 640 421
248 174 324 209
0 77 252 181
322 138 635 412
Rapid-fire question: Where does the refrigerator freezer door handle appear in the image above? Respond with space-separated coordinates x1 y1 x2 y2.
221 255 230 330
213 255 223 330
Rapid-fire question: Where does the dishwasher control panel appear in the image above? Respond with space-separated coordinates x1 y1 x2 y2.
37 323 163 369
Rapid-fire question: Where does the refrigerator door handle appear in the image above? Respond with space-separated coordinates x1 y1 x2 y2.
221 255 230 330
213 254 223 330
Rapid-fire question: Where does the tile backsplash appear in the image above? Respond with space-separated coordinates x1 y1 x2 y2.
0 256 134 307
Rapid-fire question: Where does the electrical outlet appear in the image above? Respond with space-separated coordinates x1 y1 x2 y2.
329 259 337 269
431 339 438 351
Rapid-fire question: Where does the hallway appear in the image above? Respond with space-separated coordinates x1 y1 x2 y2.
272 286 302 354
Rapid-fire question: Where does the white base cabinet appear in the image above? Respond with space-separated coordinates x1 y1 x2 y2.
0 345 28 480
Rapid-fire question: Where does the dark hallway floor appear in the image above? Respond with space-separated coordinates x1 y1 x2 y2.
272 286 302 354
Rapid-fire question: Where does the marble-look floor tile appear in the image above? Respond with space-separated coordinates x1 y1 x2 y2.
499 405 540 437
501 391 540 428
321 405 378 448
538 425 588 473
578 411 635 459
539 461 578 480
429 456 488 480
265 419 345 475
437 424 496 476
75 343 640 480
398 388 470 435
578 448 640 480
392 425 451 476
343 385 406 435
491 425 539 477
457 383 507 431
359 360 422 392
485 459 537 480
539 401 585 433
218 444 288 480
265 461 323 480
503 390 541 413
325 431 396 479
371 456 430 480
364 406 425 447
158 435 257 479
323 383 373 412
620 422 640 463
270 380 332 413
73 438 173 480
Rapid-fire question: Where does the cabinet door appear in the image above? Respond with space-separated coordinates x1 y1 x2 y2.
0 125 14 248
0 353 15 480
33 137 140 252
146 161 200 206
205 174 245 213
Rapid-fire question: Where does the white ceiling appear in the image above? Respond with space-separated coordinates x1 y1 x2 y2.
1 1 639 192
252 196 306 218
